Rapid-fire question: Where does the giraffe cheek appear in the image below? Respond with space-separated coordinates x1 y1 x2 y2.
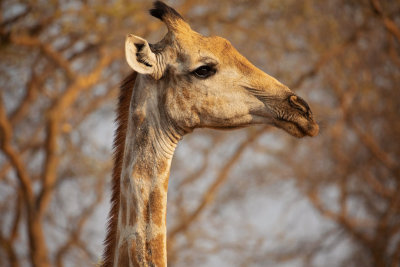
166 95 200 129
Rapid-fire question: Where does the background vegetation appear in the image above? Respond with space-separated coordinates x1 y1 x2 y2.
1 0 399 266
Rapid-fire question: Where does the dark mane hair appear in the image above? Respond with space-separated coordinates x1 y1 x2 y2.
102 72 137 267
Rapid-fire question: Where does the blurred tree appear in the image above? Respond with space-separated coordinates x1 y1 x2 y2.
0 0 399 267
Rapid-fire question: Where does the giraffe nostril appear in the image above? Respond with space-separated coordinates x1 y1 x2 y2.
289 95 310 114
289 95 298 105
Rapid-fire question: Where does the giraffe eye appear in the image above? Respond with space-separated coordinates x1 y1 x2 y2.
192 65 216 79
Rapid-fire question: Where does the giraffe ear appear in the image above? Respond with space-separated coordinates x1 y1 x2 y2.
125 34 160 79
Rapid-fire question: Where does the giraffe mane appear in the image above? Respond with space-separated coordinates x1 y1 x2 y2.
102 72 137 267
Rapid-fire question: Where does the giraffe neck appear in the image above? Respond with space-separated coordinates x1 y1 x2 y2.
113 75 182 267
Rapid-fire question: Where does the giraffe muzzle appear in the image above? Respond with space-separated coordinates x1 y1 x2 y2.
289 95 318 137
272 94 319 138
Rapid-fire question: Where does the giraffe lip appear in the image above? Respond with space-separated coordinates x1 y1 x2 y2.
275 118 319 137
306 121 319 137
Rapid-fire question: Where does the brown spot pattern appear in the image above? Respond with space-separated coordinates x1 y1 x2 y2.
129 239 140 266
181 86 191 100
135 234 145 265
131 148 156 179
157 159 168 174
129 204 137 226
147 234 165 267
132 110 145 126
149 188 164 227
143 200 150 224
163 176 169 191
117 241 130 267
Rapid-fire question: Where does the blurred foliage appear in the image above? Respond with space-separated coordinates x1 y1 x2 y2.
0 0 399 266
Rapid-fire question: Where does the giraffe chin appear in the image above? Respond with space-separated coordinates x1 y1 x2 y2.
274 119 319 138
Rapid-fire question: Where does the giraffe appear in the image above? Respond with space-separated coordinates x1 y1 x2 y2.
102 1 319 266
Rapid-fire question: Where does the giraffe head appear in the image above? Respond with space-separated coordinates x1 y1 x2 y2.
125 1 318 138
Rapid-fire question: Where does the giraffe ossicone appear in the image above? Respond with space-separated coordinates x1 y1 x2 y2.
102 1 319 266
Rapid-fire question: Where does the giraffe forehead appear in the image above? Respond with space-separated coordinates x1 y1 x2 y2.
175 34 248 67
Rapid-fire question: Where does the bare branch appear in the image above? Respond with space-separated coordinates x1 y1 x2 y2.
168 127 269 245
0 94 34 204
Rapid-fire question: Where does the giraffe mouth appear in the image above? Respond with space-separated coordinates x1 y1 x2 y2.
274 118 319 138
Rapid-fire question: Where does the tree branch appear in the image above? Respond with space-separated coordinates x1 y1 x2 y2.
0 94 34 204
